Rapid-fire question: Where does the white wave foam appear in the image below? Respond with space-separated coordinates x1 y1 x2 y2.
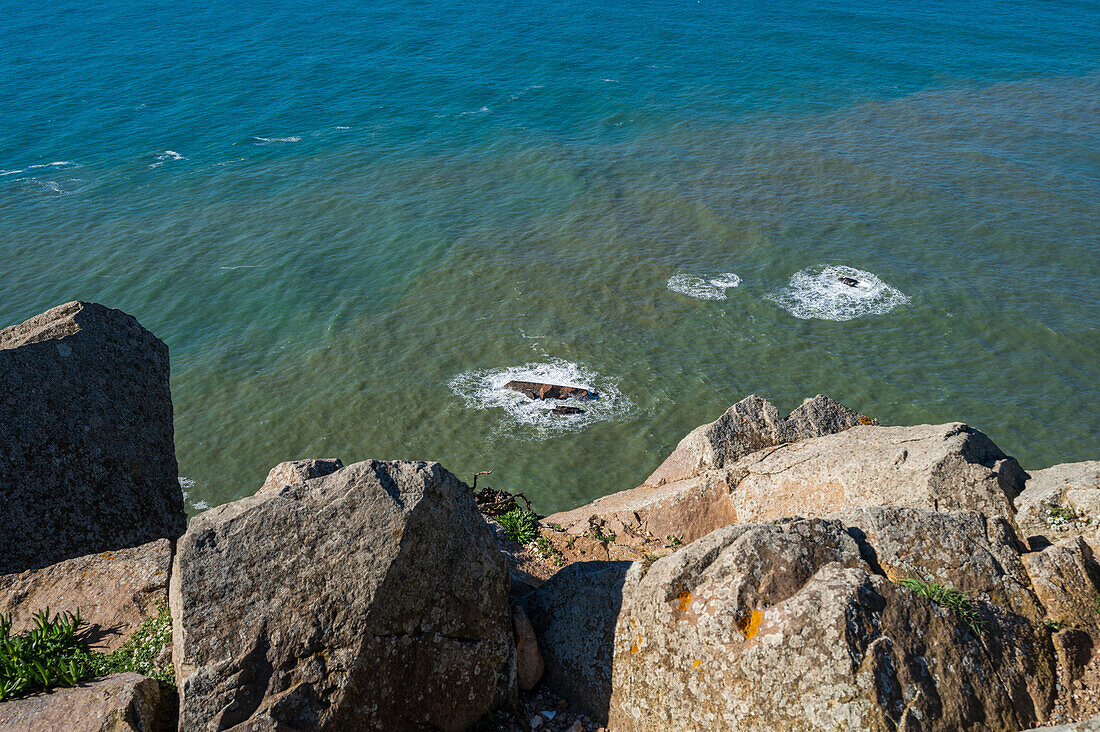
459 106 490 116
335 125 350 129
254 136 301 142
0 169 24 176
179 476 211 511
767 265 910 321
666 272 742 300
448 359 633 437
150 150 186 168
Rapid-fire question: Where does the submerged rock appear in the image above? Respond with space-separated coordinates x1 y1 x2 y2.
609 508 1055 731
171 460 512 731
551 405 585 416
505 380 597 401
838 276 860 287
0 301 184 574
0 672 175 732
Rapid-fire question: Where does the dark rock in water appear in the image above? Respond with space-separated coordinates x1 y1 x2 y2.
552 406 586 416
838 276 860 287
506 380 596 401
0 301 185 575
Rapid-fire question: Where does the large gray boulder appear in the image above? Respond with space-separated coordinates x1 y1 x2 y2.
609 508 1055 731
0 538 171 652
1015 462 1100 546
171 460 513 731
522 561 632 723
0 302 184 574
0 673 175 732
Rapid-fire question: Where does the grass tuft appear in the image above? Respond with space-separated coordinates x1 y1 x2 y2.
898 576 984 636
498 504 539 544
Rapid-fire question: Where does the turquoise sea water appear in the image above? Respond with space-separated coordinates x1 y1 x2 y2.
3 1 1098 513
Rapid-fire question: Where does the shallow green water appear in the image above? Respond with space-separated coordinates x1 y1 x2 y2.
3 2 1097 514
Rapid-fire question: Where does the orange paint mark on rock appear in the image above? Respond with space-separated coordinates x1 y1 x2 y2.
692 659 702 669
736 609 763 639
677 591 692 612
630 638 640 655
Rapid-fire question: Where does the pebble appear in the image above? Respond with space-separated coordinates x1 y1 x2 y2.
529 716 544 729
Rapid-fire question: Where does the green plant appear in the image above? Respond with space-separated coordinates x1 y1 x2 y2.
898 577 983 636
1042 500 1089 529
1044 619 1066 633
88 603 173 684
498 503 539 544
0 608 93 701
533 536 565 566
0 604 175 702
665 535 683 548
590 526 616 544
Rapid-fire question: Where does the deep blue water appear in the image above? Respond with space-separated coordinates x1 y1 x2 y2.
3 1 1098 512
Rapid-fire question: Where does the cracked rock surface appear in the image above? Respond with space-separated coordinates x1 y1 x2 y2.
609 508 1056 731
170 460 513 731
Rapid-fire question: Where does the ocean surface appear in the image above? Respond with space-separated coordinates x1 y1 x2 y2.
3 1 1098 514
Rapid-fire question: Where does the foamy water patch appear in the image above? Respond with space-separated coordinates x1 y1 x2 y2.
254 136 301 143
768 265 910 321
449 359 633 437
667 272 742 300
150 150 186 168
179 476 211 512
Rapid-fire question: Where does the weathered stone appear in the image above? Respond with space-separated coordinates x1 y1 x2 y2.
609 510 1056 731
0 673 175 732
727 422 1023 524
0 539 171 652
171 460 512 731
505 380 596 401
548 421 1024 548
513 604 544 691
1023 538 1100 640
1016 462 1100 546
1031 712 1100 731
642 394 869 488
0 301 184 574
552 405 585 416
258 458 344 494
523 562 632 724
545 471 738 546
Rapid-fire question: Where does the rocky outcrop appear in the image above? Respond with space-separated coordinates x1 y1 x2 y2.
547 416 1024 547
258 458 344 494
1016 462 1100 546
0 301 184 574
608 509 1055 731
642 394 869 488
0 539 171 652
0 673 175 732
522 562 632 724
171 460 512 731
505 381 595 401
